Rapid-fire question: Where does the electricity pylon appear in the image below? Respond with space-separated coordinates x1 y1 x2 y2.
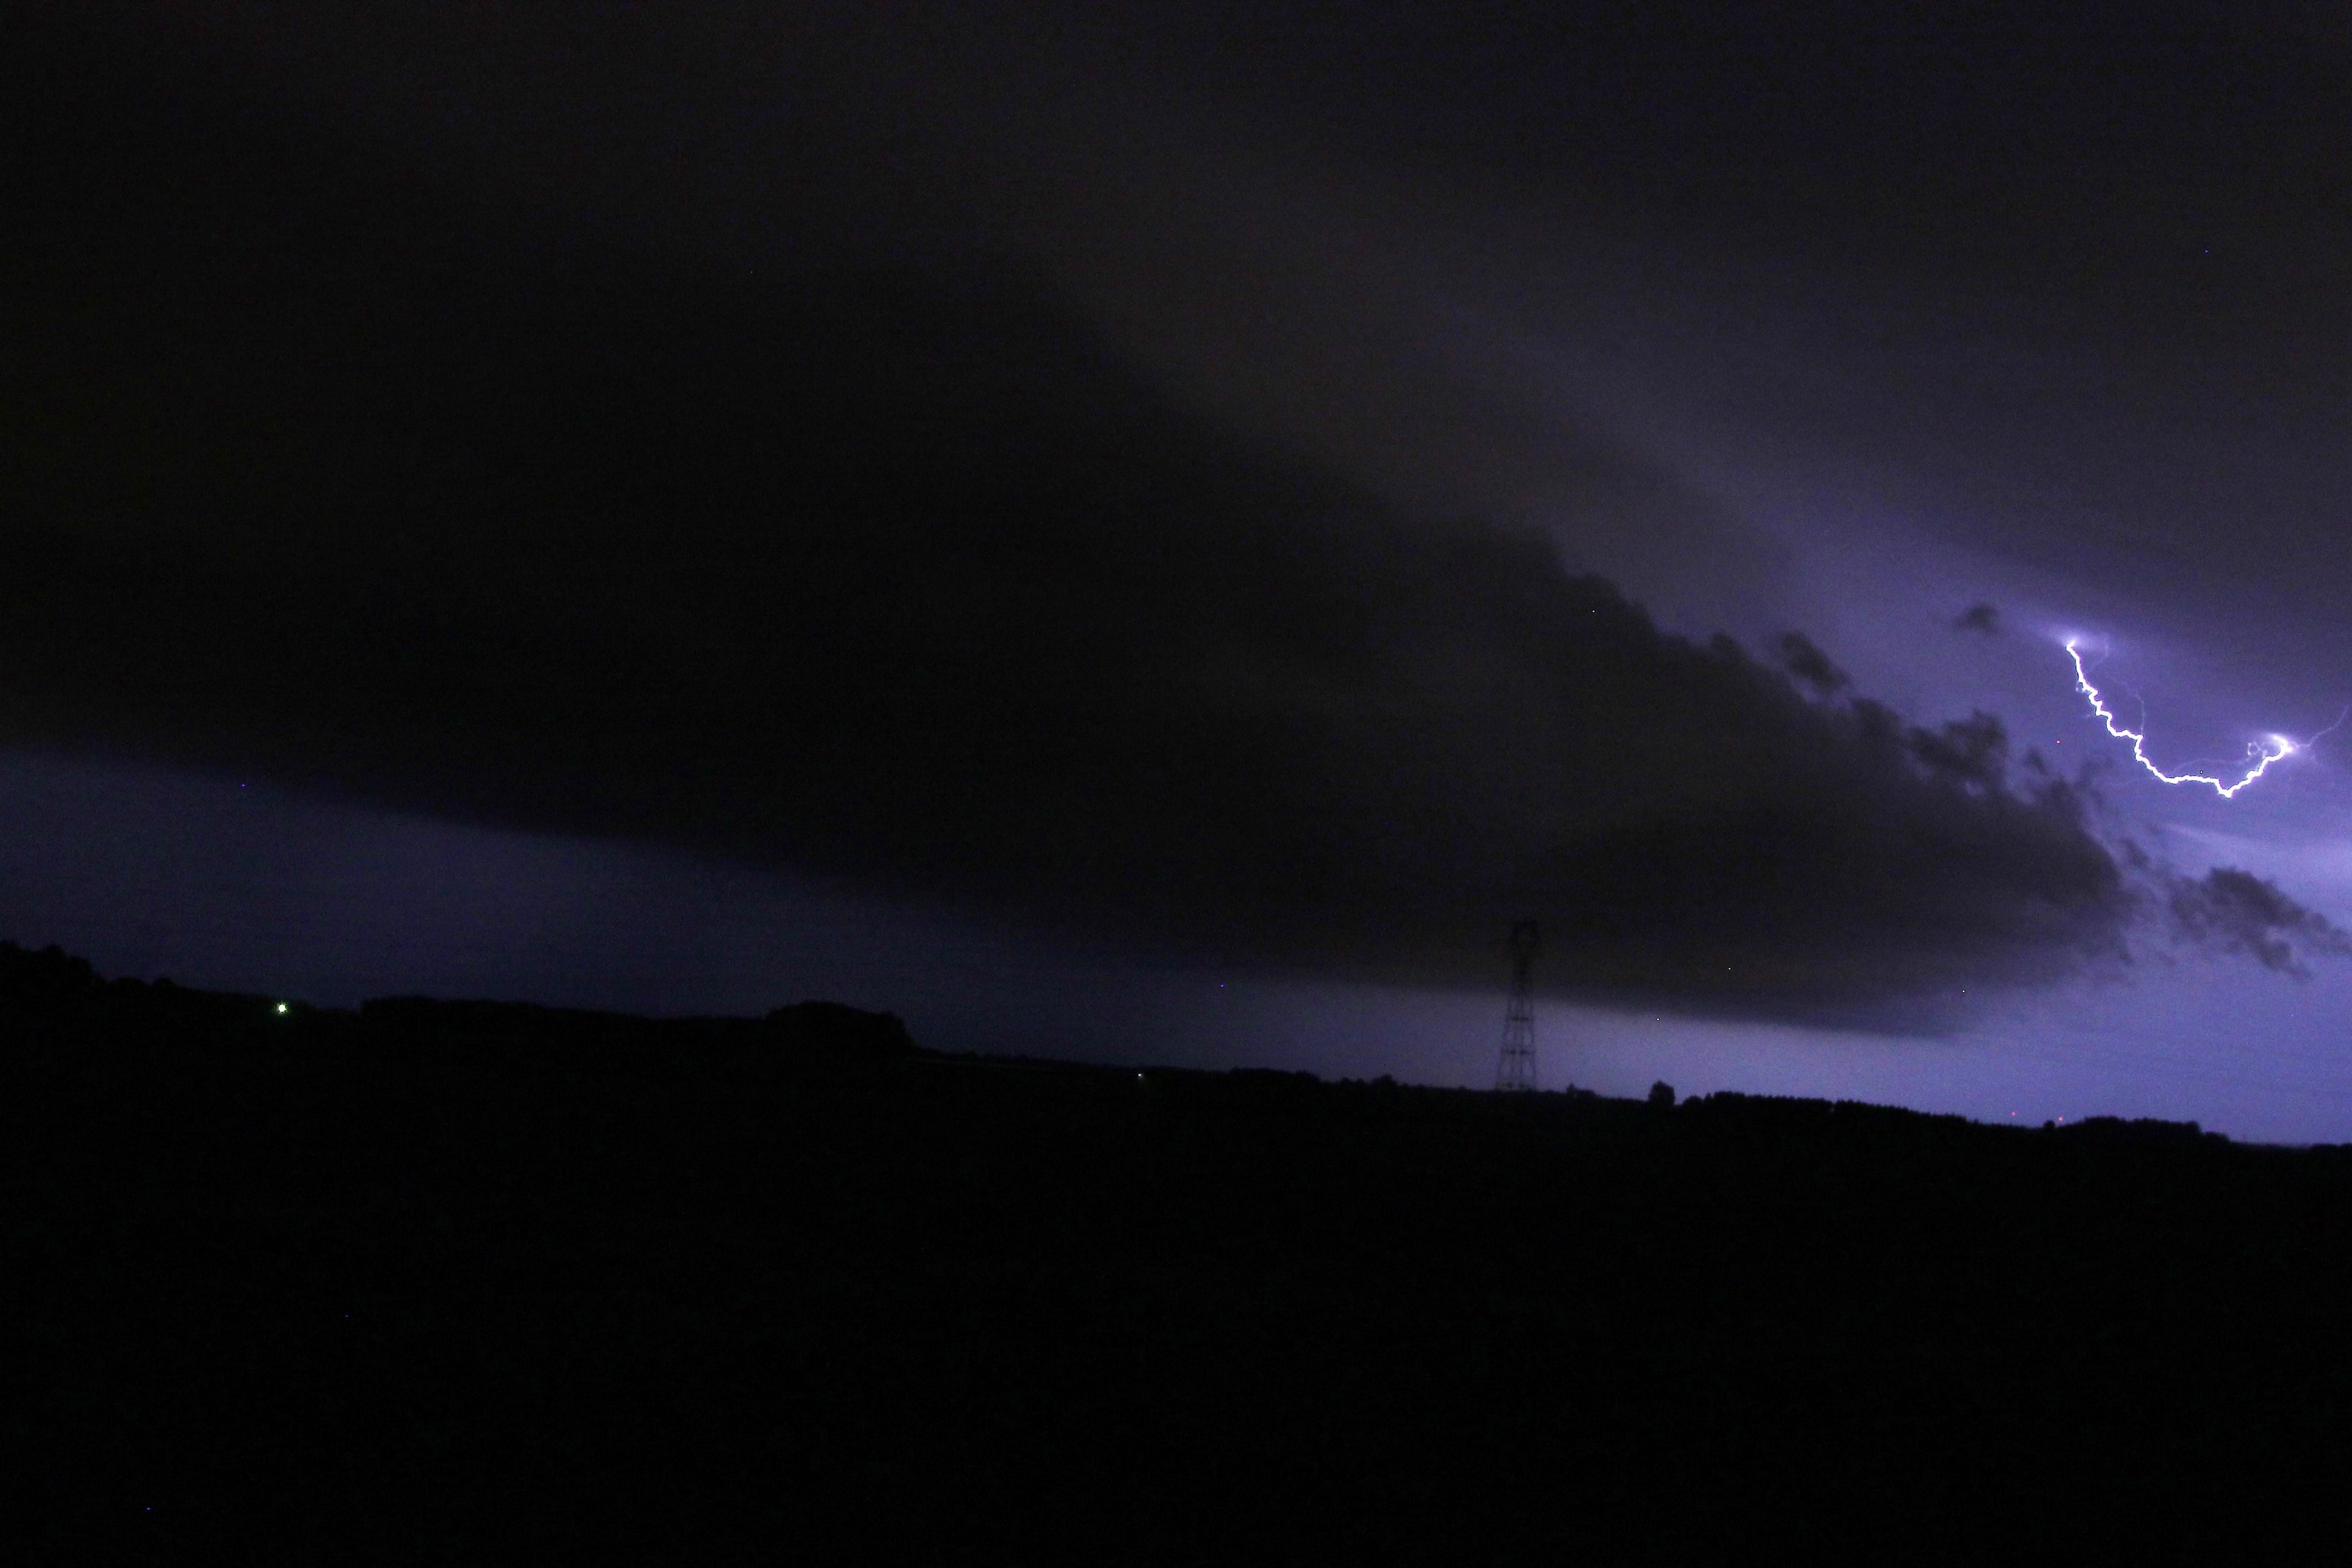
1495 921 1540 1092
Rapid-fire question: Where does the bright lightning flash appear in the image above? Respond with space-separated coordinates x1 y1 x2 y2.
2065 639 2293 799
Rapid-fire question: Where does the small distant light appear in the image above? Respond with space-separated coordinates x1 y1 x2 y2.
275 1002 288 1015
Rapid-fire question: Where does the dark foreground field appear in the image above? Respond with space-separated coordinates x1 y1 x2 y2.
7 943 2352 1561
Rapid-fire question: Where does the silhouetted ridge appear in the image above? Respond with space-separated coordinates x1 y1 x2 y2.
0 941 919 1074
0 940 295 1032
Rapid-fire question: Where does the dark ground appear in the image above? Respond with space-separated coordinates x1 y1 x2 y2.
7 941 2351 1561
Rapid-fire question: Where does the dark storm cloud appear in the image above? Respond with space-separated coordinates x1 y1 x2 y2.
1954 605 2002 638
1906 714 2011 794
2 5 2335 1023
2166 868 2352 978
1773 634 1850 699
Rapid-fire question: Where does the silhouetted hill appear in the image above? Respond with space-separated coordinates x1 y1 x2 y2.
7 943 2350 1559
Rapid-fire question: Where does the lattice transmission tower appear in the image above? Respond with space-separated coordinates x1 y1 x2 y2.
1495 920 1540 1092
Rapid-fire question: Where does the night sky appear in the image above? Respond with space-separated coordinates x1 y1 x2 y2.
10 4 2352 1137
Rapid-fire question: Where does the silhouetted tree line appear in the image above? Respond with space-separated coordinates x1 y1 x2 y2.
0 941 99 1006
2049 1113 2219 1146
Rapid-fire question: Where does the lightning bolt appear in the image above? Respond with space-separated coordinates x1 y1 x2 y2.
2065 639 2297 799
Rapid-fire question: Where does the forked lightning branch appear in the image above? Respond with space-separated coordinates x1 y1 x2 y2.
2065 639 2297 800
